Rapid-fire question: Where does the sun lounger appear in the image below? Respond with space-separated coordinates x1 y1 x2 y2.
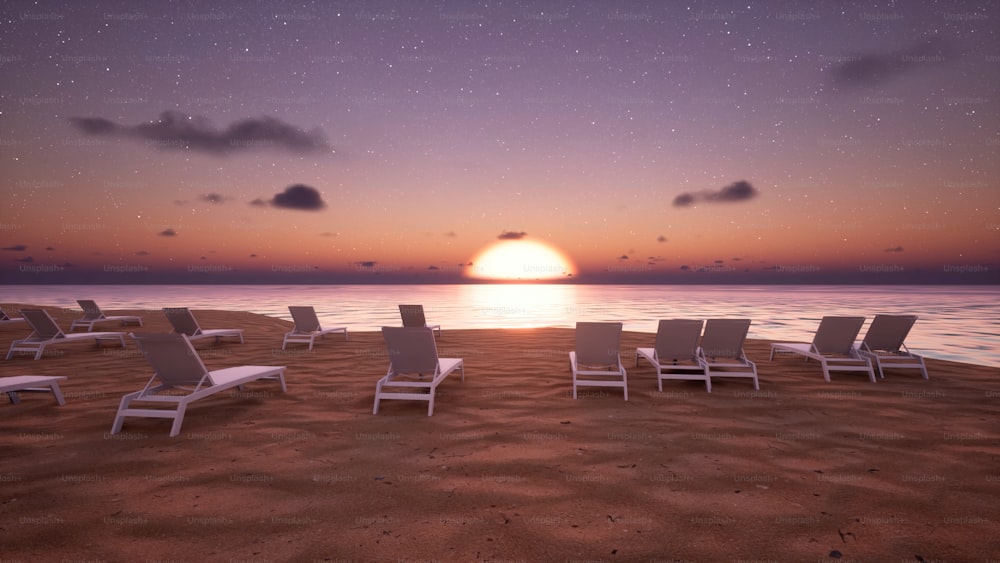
857 314 929 379
163 307 244 344
698 319 759 390
0 307 25 325
570 321 628 400
399 304 441 336
69 300 143 332
374 326 463 416
1 375 67 405
111 333 286 437
6 308 127 360
282 306 348 350
770 316 876 383
636 319 709 392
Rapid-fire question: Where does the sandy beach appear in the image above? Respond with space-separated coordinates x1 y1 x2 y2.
2 305 998 562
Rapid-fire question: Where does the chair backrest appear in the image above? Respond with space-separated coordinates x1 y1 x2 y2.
163 307 202 336
289 306 322 332
20 309 65 339
399 304 428 328
575 322 623 366
812 316 865 355
862 315 917 352
133 333 211 388
77 299 103 320
382 326 440 374
654 319 703 362
700 319 751 359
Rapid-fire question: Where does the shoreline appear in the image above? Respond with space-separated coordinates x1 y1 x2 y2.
2 305 999 560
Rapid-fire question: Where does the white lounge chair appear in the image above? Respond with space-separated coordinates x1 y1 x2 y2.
770 316 876 383
1 375 67 405
857 315 929 379
6 308 127 360
636 319 709 392
163 307 244 344
282 306 348 350
374 326 463 416
698 319 759 390
570 321 628 400
0 307 25 325
69 300 143 332
399 304 441 336
111 333 286 437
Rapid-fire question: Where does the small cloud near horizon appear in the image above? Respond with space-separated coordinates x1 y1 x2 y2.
200 193 226 203
270 184 326 211
498 231 527 240
2 245 27 251
884 246 904 252
159 228 177 237
673 180 758 207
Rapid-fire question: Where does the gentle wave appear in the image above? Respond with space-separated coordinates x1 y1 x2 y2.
2 284 998 367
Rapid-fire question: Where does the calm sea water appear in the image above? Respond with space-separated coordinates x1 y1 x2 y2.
2 284 998 367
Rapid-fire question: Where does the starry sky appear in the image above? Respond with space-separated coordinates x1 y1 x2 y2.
2 0 998 284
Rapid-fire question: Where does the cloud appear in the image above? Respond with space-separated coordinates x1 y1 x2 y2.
673 180 758 207
498 231 527 240
135 250 150 256
618 255 629 260
884 246 904 252
45 246 55 251
679 265 690 271
2 245 27 251
356 261 377 268
249 198 268 207
68 110 330 155
427 265 440 270
200 193 226 203
656 235 667 243
444 231 457 238
159 228 177 237
830 38 954 88
270 184 326 211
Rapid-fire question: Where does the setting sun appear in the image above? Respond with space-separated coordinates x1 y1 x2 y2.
467 240 576 281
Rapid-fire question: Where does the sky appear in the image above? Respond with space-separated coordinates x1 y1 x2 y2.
1 0 998 284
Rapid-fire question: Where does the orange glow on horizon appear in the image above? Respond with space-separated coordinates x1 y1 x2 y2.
467 240 576 281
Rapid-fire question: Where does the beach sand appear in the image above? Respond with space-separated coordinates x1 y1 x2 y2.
2 305 998 562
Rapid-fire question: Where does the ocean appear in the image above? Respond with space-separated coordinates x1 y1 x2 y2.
2 284 998 367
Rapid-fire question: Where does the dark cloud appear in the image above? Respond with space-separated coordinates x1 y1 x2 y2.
200 193 225 203
2 245 27 251
249 198 268 207
250 254 257 258
357 261 377 268
135 250 149 256
679 265 690 271
830 38 954 88
271 184 326 211
68 110 330 155
427 265 439 270
884 246 904 252
45 246 55 251
673 180 758 207
618 255 629 260
498 231 527 240
656 235 667 243
159 228 177 237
